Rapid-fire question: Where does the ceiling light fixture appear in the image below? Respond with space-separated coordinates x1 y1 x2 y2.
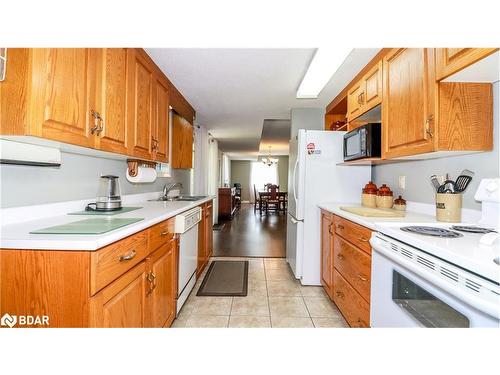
262 146 278 166
296 48 353 99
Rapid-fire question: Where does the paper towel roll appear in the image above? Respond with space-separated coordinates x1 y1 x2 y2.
126 166 157 183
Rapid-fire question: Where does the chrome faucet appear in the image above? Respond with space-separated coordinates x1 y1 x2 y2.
163 182 183 199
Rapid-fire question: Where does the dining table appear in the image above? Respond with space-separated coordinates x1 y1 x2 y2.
257 191 288 214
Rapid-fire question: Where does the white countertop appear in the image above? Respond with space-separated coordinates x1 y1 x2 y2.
317 202 442 230
0 193 215 251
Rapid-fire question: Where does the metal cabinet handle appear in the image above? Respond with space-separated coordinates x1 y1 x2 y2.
328 223 334 236
336 224 344 230
336 291 344 299
358 237 369 242
160 231 169 236
90 110 104 135
425 114 434 138
337 253 344 261
357 273 368 282
119 250 136 261
146 271 157 295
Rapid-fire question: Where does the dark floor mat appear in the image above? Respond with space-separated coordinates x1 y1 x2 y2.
196 261 248 296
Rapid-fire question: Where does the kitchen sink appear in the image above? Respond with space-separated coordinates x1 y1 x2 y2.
148 195 208 202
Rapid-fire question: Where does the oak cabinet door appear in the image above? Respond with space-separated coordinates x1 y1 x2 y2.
205 203 213 258
90 262 147 328
435 48 498 81
152 72 170 162
320 211 333 297
346 80 363 122
197 204 207 276
96 48 129 155
30 48 96 147
362 60 383 110
128 49 154 160
147 241 176 328
171 112 193 169
382 48 436 159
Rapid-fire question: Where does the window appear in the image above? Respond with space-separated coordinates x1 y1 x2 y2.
250 161 278 201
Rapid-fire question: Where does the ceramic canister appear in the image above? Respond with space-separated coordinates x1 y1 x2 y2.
436 193 462 222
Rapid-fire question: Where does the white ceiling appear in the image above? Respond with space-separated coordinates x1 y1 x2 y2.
146 48 380 159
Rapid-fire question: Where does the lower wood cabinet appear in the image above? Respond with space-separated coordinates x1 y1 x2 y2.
145 240 177 328
320 213 373 328
0 218 178 328
90 261 148 328
197 201 214 277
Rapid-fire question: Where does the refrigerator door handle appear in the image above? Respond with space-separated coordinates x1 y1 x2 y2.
292 157 299 204
288 212 303 224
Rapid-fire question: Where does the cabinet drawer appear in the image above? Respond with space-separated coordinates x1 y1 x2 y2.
149 218 175 252
90 231 149 295
333 215 372 254
333 270 370 328
333 235 371 302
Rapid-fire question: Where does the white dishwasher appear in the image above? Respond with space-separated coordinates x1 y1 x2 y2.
174 206 202 314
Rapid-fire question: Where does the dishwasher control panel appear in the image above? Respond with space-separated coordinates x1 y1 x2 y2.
174 207 202 233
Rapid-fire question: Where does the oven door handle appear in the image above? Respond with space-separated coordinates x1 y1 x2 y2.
371 236 500 320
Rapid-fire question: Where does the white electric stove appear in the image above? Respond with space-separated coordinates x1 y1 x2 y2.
370 178 500 328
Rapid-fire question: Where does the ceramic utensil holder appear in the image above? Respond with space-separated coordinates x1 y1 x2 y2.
436 193 462 222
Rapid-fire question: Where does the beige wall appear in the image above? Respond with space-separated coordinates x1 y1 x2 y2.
230 156 289 202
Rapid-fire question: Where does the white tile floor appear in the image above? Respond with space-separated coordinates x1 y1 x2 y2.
172 257 348 328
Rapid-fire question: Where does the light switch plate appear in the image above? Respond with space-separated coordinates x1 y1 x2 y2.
398 175 406 190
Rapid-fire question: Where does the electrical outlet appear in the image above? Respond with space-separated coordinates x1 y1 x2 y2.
398 175 406 190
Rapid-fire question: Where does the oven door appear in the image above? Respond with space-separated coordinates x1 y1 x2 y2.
370 249 499 328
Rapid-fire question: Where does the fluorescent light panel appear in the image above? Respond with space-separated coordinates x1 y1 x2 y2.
297 48 353 99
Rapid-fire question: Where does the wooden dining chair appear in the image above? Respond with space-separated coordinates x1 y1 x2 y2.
253 184 260 213
265 184 280 214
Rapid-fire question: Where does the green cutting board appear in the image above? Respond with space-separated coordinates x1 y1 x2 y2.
67 207 142 216
30 218 144 235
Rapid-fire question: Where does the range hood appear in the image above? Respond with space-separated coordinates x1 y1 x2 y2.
0 139 61 167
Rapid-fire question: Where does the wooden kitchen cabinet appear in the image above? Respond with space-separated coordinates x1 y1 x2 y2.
435 48 498 81
145 240 177 328
321 213 372 327
0 48 98 148
320 210 334 299
152 70 170 162
1 217 179 328
90 261 148 328
382 48 436 159
94 48 129 155
197 201 214 277
171 111 193 169
347 60 383 122
127 48 154 160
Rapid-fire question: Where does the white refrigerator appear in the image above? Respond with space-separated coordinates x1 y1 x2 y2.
286 130 371 285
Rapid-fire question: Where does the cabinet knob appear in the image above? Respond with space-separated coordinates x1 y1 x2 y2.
357 273 368 282
337 254 344 261
336 224 344 230
336 291 345 299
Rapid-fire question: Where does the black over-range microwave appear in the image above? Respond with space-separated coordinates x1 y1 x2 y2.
343 123 381 161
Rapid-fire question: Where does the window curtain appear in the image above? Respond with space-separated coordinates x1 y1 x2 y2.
250 161 278 202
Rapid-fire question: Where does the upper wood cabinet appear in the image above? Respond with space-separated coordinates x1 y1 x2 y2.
435 48 498 81
347 60 383 122
36 49 98 147
94 48 129 155
127 49 154 160
382 48 436 159
0 48 195 163
171 111 193 169
152 71 170 163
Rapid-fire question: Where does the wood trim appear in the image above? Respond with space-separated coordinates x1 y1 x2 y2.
326 49 390 114
435 48 499 81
